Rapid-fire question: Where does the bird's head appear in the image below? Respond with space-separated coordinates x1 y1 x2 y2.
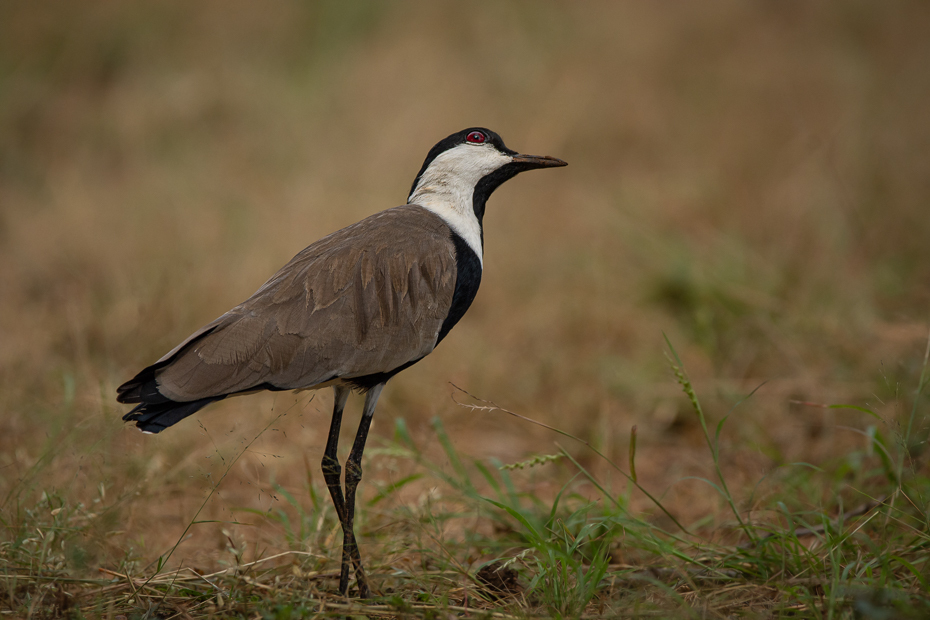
407 128 567 224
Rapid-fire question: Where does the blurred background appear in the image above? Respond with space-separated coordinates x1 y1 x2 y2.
1 1 929 569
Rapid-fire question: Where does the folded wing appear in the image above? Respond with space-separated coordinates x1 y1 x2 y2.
117 206 458 429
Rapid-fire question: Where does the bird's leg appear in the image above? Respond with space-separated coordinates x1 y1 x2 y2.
343 382 385 599
322 384 353 595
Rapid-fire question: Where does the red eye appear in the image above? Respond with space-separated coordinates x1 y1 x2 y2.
466 131 487 144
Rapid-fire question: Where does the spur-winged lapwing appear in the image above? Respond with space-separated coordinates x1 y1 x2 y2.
117 128 566 597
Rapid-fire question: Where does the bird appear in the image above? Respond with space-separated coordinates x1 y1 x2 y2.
116 127 567 597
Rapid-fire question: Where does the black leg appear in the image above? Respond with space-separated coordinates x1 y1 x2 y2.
343 382 385 599
321 385 353 594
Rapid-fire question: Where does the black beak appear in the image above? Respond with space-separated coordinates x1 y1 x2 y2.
510 154 568 170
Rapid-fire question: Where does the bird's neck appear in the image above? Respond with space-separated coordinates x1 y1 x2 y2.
409 184 484 267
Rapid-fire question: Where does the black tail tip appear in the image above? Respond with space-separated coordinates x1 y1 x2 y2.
122 397 221 434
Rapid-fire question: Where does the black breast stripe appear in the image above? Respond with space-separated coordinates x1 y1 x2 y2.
436 231 482 345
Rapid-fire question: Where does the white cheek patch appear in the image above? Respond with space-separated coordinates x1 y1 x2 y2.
408 144 512 266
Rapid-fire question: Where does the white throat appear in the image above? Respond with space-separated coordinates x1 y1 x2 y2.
407 144 513 266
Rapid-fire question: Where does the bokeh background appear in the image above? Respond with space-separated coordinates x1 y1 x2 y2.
2 1 929 570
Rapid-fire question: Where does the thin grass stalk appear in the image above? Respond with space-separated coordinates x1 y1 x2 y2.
664 336 757 545
451 383 691 535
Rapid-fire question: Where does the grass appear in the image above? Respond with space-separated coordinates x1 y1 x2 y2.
2 343 928 618
2 2 930 618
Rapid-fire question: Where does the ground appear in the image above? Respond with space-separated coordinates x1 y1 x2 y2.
1 3 929 618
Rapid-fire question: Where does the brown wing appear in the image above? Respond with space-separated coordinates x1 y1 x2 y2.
151 205 457 401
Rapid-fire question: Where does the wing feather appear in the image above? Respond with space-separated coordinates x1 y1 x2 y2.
152 206 457 401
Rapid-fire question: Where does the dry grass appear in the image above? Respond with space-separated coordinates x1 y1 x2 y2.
1 2 929 618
